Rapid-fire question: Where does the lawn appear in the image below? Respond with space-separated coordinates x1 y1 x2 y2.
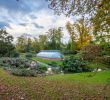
45 71 110 84
0 68 110 99
32 57 63 66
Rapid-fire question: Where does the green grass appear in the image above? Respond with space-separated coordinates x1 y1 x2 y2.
32 57 62 65
45 70 110 84
0 68 110 99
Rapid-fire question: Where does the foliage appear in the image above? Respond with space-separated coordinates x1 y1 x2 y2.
81 44 101 61
47 0 100 16
95 56 110 66
66 22 77 50
37 65 47 74
47 27 63 50
75 18 92 49
10 50 20 57
25 53 33 59
11 68 37 76
0 29 15 57
92 0 110 43
62 56 89 73
63 50 77 55
0 58 31 69
99 42 110 56
66 19 92 50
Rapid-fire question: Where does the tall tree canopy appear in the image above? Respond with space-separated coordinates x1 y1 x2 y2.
47 0 101 16
47 27 63 50
92 0 110 43
66 21 77 50
0 29 15 57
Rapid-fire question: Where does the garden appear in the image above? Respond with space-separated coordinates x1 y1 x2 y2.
0 0 110 99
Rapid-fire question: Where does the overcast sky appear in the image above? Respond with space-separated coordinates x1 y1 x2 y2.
0 0 77 43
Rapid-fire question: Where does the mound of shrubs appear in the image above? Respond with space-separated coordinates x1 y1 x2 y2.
62 56 91 73
0 57 48 76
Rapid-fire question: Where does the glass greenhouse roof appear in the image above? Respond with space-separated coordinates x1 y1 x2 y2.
37 50 64 59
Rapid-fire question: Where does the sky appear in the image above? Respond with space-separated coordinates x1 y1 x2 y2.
0 0 76 43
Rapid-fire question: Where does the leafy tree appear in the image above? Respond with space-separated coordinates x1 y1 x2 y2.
47 27 63 50
32 38 41 53
39 35 48 50
92 0 110 43
75 18 92 49
47 0 101 16
0 29 15 57
16 36 27 53
26 38 33 52
66 21 77 50
66 19 92 50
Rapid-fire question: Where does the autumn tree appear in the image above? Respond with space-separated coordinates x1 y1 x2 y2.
75 18 92 49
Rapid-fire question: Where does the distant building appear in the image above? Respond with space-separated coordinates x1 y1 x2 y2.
36 50 64 60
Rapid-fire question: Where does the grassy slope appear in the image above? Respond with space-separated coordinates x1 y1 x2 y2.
0 68 110 99
45 71 110 84
32 57 62 65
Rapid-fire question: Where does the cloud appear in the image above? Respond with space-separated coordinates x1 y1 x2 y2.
0 0 74 43
0 21 10 28
33 23 44 29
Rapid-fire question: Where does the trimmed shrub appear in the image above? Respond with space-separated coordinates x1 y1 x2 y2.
62 56 89 73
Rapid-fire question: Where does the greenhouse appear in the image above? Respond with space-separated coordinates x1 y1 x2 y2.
37 50 64 60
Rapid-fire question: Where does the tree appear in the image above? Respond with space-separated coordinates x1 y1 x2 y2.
75 18 92 49
47 27 63 50
47 0 101 16
66 21 77 50
26 38 33 52
32 38 41 53
92 0 110 43
0 29 15 57
16 36 27 53
39 35 48 50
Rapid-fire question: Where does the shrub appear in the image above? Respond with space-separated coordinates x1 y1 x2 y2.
38 65 47 74
81 44 101 61
0 58 31 69
25 53 33 59
10 51 20 57
48 62 58 67
62 56 89 73
63 50 77 55
11 68 37 76
95 56 110 66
